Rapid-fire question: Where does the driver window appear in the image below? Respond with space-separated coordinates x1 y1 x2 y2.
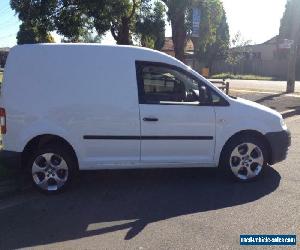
140 65 210 105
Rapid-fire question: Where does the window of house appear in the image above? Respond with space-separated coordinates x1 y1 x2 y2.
253 52 261 60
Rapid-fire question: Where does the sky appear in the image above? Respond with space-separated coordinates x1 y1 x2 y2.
0 0 287 48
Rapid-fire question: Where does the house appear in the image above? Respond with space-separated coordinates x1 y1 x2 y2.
161 37 195 68
212 36 300 79
0 47 10 68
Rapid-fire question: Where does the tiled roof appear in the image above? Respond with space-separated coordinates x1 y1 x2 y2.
263 36 278 45
161 37 194 52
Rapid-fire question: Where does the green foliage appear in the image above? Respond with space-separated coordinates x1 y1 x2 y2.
11 0 154 45
136 1 166 50
16 22 55 44
279 0 300 82
16 23 37 44
161 0 229 64
82 0 139 44
79 33 102 43
193 0 229 67
279 0 300 42
54 1 93 42
211 72 276 81
11 0 57 44
61 31 102 43
10 0 57 29
225 32 251 69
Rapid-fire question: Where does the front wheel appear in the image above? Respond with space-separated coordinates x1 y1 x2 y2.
28 145 77 193
221 135 268 181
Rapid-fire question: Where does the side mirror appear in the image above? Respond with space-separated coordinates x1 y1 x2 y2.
198 83 206 103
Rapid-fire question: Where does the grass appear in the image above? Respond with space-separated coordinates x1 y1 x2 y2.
211 72 277 81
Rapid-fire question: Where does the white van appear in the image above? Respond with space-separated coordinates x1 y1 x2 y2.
0 44 291 193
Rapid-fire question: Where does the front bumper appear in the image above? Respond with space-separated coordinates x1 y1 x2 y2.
0 150 22 168
266 130 291 165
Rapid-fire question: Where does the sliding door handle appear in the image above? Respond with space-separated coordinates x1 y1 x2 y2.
143 117 159 122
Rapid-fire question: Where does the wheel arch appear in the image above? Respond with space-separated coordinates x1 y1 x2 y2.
218 129 272 166
22 134 79 169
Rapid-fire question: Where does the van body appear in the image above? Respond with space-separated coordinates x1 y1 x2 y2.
0 44 291 193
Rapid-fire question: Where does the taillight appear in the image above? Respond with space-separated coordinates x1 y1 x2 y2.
0 107 6 134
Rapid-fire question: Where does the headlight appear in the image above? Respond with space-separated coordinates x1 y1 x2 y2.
280 117 287 128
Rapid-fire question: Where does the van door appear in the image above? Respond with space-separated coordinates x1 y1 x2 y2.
136 61 216 164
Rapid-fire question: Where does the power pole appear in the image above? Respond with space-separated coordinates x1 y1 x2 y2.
286 2 300 93
286 41 297 93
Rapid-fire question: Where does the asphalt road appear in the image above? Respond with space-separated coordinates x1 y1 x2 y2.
0 116 299 249
0 90 299 249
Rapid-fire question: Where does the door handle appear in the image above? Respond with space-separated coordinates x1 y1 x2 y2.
143 117 159 122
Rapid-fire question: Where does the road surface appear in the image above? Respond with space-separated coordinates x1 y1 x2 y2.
0 116 299 249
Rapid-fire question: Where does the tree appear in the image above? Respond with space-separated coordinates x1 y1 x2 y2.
279 0 300 43
136 0 166 50
225 32 251 74
16 23 55 44
61 29 102 43
81 0 140 45
11 0 56 44
11 0 168 47
79 32 102 43
161 0 190 62
110 0 139 45
66 0 146 45
54 1 92 42
193 1 229 69
279 0 300 91
11 0 140 45
161 0 229 65
16 23 38 44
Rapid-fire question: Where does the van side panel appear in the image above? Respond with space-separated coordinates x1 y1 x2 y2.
2 45 141 169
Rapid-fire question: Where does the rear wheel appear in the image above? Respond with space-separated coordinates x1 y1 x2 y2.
28 145 77 193
221 135 268 181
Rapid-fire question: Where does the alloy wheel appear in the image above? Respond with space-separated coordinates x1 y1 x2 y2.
32 153 69 191
230 143 264 180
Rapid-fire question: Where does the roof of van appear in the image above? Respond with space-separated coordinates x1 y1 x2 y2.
10 43 186 69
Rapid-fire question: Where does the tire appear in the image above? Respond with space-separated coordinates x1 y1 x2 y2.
27 144 77 194
220 134 269 182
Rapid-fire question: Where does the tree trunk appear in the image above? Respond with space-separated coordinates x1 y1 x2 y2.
207 60 214 75
111 18 131 45
115 17 131 45
111 0 137 45
170 12 186 62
